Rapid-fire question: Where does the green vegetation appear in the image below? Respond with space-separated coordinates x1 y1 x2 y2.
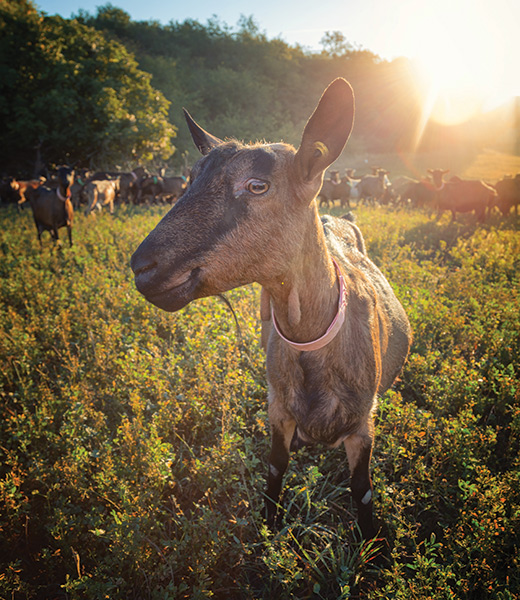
5 1 517 177
1 203 519 599
0 0 174 173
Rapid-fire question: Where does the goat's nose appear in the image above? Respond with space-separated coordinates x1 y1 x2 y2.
131 247 157 280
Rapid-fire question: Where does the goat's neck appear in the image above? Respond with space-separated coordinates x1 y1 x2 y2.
261 209 339 344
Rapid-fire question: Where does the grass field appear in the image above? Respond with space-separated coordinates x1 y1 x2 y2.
1 191 519 598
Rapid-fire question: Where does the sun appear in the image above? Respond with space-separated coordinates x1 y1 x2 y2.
404 0 520 126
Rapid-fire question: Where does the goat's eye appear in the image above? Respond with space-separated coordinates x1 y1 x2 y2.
246 179 270 195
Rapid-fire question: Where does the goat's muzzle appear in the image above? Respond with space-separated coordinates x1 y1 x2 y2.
131 245 202 312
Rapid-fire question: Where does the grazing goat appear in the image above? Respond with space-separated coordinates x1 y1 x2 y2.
494 174 520 216
428 169 497 221
28 166 74 246
131 79 412 539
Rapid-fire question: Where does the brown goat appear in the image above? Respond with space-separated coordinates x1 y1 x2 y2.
428 169 497 221
84 179 118 215
11 178 45 208
28 166 74 246
318 170 351 208
357 169 388 205
131 79 412 539
137 175 187 204
494 174 520 215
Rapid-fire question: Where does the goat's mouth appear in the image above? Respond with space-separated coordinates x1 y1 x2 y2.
135 267 202 312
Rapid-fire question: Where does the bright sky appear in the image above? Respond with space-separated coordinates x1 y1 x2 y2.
36 0 520 124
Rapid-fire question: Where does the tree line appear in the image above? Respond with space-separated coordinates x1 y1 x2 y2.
1 1 511 177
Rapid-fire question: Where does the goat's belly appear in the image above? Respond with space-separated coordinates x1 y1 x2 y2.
290 391 366 448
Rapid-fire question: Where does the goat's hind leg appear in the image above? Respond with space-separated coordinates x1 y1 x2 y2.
265 414 296 529
344 426 377 540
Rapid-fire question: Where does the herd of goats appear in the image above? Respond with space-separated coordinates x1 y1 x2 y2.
0 162 519 247
319 166 520 219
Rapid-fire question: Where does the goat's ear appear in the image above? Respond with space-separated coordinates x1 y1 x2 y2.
183 108 223 156
294 78 354 184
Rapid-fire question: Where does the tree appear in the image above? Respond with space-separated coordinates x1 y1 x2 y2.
319 31 353 57
0 0 175 174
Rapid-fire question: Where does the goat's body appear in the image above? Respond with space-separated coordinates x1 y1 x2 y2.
29 172 74 247
85 179 118 215
357 172 386 205
429 169 497 221
138 175 187 204
267 215 409 447
11 178 44 209
494 175 520 215
131 79 411 539
318 173 351 208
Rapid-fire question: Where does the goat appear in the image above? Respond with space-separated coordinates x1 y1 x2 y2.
70 169 91 209
131 79 412 539
494 174 520 216
84 179 118 215
318 170 351 208
119 167 147 204
137 175 187 204
400 178 436 210
10 177 45 209
357 170 388 206
27 166 74 246
342 172 363 203
428 169 497 221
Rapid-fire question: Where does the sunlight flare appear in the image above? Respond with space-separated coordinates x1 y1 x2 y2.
405 0 520 126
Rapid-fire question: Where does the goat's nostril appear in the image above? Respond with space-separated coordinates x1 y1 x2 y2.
130 249 157 277
133 262 156 277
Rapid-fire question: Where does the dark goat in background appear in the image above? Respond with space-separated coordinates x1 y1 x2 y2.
28 166 74 246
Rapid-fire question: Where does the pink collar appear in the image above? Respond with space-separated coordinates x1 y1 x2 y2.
434 182 445 191
272 258 347 352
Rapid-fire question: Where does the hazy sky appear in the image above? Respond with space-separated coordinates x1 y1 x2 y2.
34 0 520 109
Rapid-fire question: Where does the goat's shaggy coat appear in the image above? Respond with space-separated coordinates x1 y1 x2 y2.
131 79 412 538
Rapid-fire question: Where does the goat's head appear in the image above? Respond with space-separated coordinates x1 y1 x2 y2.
131 78 354 312
427 168 450 189
57 166 74 192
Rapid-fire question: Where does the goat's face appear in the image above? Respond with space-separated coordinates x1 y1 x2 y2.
428 168 450 189
57 166 74 190
131 78 355 312
131 141 308 312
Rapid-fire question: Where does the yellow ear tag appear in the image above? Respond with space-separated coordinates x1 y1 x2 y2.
313 141 329 159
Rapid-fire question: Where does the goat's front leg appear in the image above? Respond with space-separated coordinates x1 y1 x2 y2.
265 413 296 529
344 425 377 539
